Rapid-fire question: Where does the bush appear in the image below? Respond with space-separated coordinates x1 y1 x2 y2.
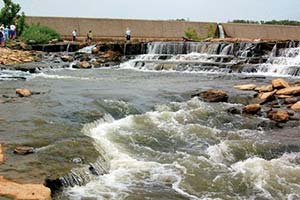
184 25 216 41
21 24 61 44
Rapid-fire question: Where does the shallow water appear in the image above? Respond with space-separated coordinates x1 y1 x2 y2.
1 65 300 199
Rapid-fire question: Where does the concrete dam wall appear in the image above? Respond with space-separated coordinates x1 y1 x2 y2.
25 16 300 41
25 16 217 41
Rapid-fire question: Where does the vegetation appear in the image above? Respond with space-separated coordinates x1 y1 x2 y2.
230 19 300 26
0 0 26 35
21 24 61 44
184 25 216 41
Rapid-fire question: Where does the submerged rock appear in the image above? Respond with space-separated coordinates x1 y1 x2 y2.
16 88 32 97
243 104 261 114
79 61 92 69
268 110 290 122
60 55 74 62
0 176 51 200
14 146 35 155
272 78 290 89
234 84 256 90
198 89 228 102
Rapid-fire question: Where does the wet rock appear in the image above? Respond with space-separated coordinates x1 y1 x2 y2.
268 110 289 122
277 95 293 99
272 78 290 89
0 176 51 200
92 47 99 54
226 107 241 115
276 86 300 95
255 85 273 92
285 97 299 105
234 84 256 90
258 90 277 102
60 55 74 62
16 88 32 97
79 61 92 69
72 157 83 164
291 101 300 111
243 104 261 114
0 144 4 164
198 89 228 102
14 146 35 155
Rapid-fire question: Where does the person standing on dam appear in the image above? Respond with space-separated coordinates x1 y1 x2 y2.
125 28 131 42
72 29 77 41
86 30 93 45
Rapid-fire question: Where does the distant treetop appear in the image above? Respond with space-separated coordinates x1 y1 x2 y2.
229 19 300 26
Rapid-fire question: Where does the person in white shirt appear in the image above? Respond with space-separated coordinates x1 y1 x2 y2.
72 29 77 41
10 24 16 39
125 28 131 41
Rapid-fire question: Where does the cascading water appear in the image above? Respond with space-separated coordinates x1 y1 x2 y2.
218 24 225 39
121 41 300 77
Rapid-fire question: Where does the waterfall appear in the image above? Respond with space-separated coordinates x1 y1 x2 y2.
218 24 225 39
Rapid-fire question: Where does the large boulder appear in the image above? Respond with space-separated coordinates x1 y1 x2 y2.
258 90 277 102
16 88 32 97
276 86 300 95
291 101 300 111
255 85 273 93
61 55 74 62
0 176 51 200
234 84 256 90
199 89 228 102
272 78 290 89
268 110 289 122
243 104 261 114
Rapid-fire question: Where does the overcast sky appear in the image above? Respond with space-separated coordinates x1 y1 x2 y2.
1 0 300 22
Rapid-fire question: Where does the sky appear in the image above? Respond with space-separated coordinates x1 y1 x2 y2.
1 0 300 22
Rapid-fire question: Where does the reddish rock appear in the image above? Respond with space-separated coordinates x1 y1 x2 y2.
255 85 273 92
258 90 277 102
276 86 300 95
0 144 4 164
199 89 228 102
243 104 261 114
234 84 256 90
0 176 51 200
291 101 300 111
16 88 32 97
268 110 289 122
92 47 99 54
272 78 290 89
61 55 74 62
79 61 92 69
277 95 293 99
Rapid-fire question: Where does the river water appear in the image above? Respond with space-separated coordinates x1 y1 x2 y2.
1 42 300 200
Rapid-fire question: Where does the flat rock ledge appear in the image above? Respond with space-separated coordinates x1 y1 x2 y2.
0 176 51 200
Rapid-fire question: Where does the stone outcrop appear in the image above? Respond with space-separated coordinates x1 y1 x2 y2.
0 176 51 200
291 101 300 111
234 84 256 90
198 89 228 102
255 85 273 92
276 86 300 95
0 48 35 65
16 89 32 97
79 61 92 69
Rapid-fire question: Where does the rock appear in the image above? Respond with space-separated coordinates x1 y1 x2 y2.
258 90 277 102
92 47 99 54
285 97 299 105
276 86 300 95
234 84 256 90
272 78 290 89
277 95 293 99
14 146 35 155
0 144 4 164
61 55 74 62
291 101 300 111
255 85 273 92
226 107 241 115
268 110 289 122
199 89 228 102
243 104 261 114
79 61 92 69
16 88 32 97
0 176 51 200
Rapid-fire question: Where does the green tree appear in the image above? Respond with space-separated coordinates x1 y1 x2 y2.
0 0 26 35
